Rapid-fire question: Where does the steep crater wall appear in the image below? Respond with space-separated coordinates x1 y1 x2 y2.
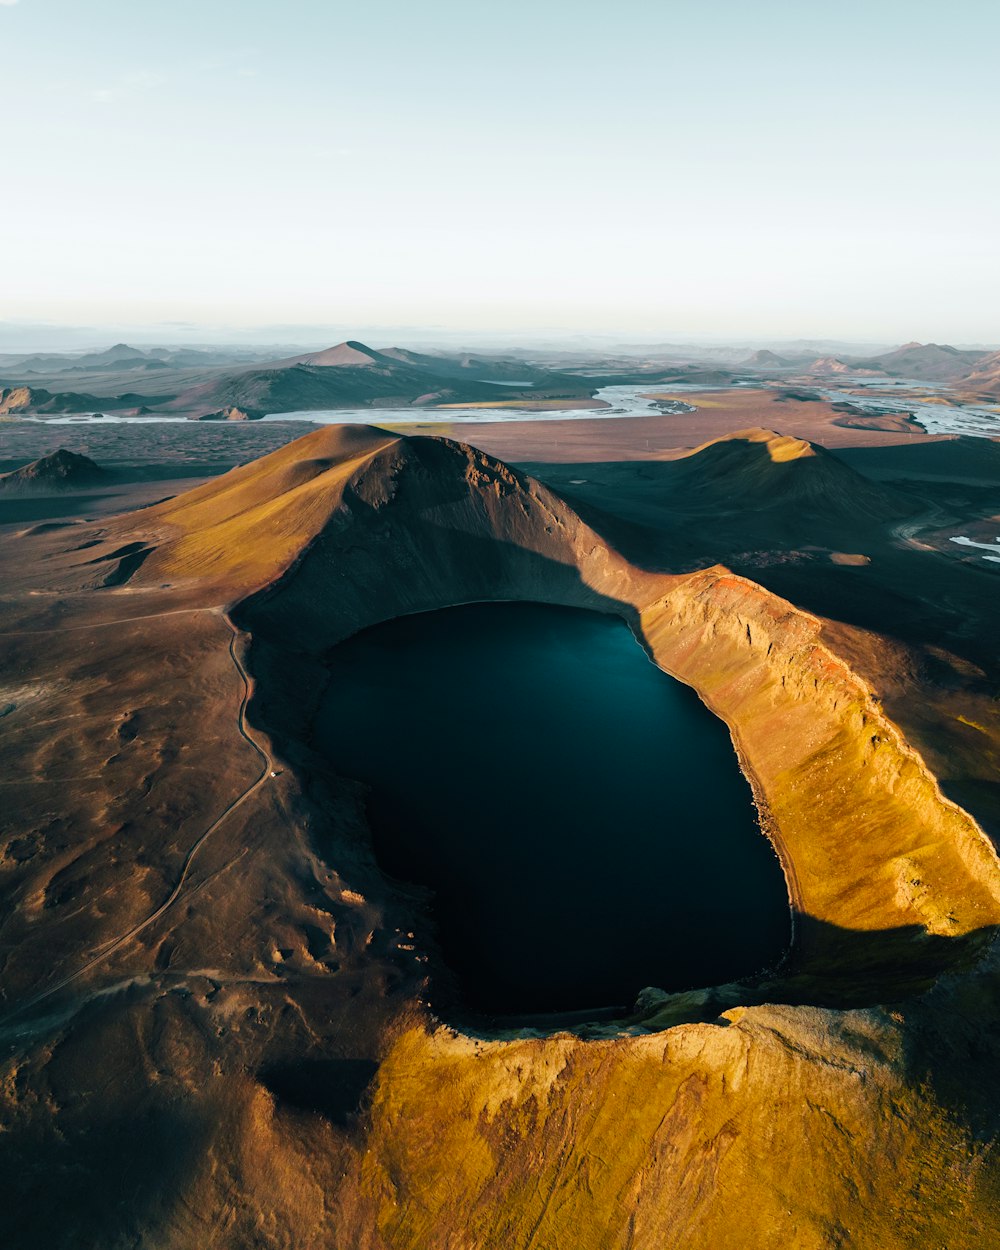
229 430 1000 1015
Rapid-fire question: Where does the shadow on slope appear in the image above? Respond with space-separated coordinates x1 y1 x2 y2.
260 1058 379 1127
516 427 921 572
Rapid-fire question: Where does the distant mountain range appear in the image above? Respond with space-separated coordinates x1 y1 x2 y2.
4 337 1000 417
0 385 143 415
740 341 1000 397
851 342 988 382
3 342 274 375
158 341 592 418
0 339 599 418
964 352 1000 396
264 340 555 385
740 349 816 369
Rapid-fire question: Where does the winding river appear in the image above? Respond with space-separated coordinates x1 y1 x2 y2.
24 383 700 427
21 376 1000 439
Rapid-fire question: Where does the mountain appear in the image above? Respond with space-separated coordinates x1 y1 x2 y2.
852 342 988 383
806 356 867 375
112 424 634 603
4 352 88 373
664 427 915 522
0 339 594 419
85 342 147 366
802 342 998 388
128 424 400 585
274 340 389 368
6 343 149 374
378 346 550 384
128 425 911 593
163 363 469 417
190 404 265 422
741 349 796 369
272 341 554 385
0 447 107 490
962 349 1000 398
163 340 591 418
0 384 147 414
0 385 106 414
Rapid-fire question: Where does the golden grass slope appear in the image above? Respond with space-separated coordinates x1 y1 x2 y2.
128 424 400 588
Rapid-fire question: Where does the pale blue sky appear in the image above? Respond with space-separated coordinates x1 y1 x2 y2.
2 0 998 341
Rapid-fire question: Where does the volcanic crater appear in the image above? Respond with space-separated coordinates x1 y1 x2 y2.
119 422 1000 1019
4 421 1000 1247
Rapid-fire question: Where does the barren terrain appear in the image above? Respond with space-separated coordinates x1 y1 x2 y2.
2 383 1000 1247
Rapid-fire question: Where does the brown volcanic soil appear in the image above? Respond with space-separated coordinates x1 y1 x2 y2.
2 414 1000 1246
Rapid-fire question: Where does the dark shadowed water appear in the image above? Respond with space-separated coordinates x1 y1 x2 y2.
315 602 790 1016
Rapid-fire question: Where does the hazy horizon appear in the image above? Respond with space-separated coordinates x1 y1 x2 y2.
6 318 1000 358
4 0 999 341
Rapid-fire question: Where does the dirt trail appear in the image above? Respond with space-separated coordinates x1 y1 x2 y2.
0 605 214 637
0 612 271 1025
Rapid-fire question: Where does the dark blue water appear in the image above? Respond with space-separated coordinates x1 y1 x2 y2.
315 602 790 1016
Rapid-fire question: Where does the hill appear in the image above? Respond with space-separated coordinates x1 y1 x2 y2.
742 349 796 369
852 342 988 383
119 424 915 602
129 424 401 586
268 341 551 385
273 340 389 369
162 363 460 417
0 447 107 490
189 405 265 422
269 340 576 387
0 385 117 415
664 427 913 520
378 346 553 385
7 343 149 374
962 349 1000 397
163 340 593 418
81 342 148 367
806 355 870 375
121 423 623 602
0 339 596 418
